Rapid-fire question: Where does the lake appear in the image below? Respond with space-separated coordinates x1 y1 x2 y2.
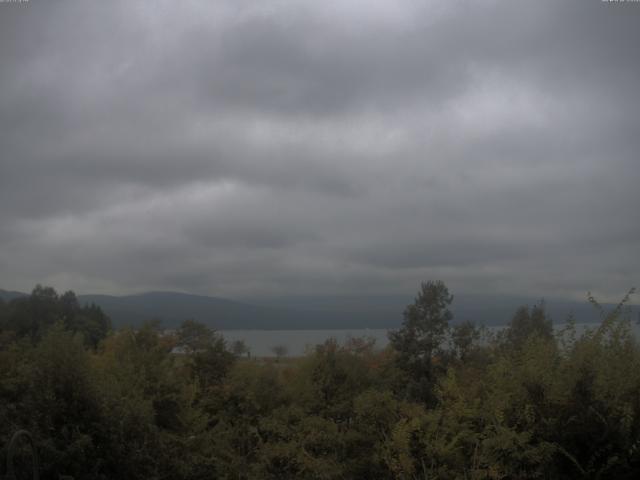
221 322 640 357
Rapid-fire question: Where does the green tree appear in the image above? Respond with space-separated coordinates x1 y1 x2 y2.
176 319 235 390
0 286 110 348
176 319 216 353
5 285 60 342
504 302 553 350
23 324 103 479
389 280 453 404
450 320 481 361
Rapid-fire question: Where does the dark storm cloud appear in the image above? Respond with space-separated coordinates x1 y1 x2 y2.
0 0 638 300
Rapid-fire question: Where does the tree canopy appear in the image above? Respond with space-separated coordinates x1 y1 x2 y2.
1 283 639 479
388 280 454 404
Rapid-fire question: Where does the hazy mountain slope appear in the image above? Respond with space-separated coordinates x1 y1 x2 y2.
2 288 637 329
0 289 27 302
78 292 306 329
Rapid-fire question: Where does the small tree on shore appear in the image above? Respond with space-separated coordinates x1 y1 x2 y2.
271 344 288 361
231 339 250 358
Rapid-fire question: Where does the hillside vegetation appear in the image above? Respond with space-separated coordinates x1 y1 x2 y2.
1 283 639 479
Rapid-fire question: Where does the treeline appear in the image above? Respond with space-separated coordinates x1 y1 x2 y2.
1 282 639 479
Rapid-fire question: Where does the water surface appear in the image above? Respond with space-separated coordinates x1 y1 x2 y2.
222 322 640 357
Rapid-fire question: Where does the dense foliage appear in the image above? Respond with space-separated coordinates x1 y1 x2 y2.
1 283 639 479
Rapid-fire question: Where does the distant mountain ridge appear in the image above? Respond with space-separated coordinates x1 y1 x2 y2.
1 288 637 330
0 289 27 302
78 291 322 330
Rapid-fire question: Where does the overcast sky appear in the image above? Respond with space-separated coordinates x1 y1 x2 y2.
0 0 638 301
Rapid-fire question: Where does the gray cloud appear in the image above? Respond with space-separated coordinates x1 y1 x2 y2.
0 0 638 301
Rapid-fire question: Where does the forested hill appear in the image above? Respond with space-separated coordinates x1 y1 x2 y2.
77 292 324 330
1 288 636 329
0 288 26 302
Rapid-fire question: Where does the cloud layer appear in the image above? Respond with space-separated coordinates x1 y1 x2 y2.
1 0 638 300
